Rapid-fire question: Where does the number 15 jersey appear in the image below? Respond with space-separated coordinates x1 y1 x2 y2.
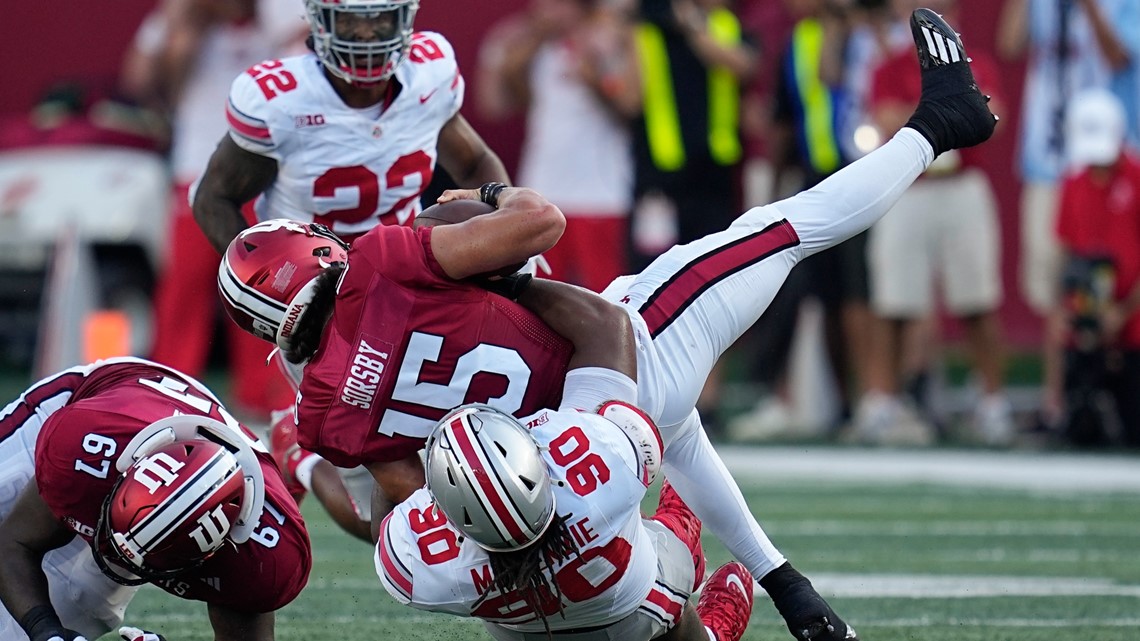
225 32 463 236
294 225 574 468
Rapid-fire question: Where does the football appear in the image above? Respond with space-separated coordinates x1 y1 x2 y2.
413 199 495 229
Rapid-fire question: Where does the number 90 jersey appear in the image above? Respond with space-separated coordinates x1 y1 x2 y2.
29 359 311 613
225 32 463 235
377 408 657 631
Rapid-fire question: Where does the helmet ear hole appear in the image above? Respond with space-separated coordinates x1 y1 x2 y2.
243 241 257 252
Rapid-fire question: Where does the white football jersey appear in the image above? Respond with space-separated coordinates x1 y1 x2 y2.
225 32 464 235
377 408 658 632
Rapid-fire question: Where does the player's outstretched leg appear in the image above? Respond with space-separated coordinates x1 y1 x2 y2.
697 562 755 641
904 8 997 154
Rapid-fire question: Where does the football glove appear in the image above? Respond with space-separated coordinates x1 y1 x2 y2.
119 626 167 641
760 563 859 641
475 273 533 301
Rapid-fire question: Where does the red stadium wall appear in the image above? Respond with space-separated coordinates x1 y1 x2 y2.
0 0 1038 347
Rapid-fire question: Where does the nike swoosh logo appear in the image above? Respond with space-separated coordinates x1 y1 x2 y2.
419 88 438 103
726 573 750 598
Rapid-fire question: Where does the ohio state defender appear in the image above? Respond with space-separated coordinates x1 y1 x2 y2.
0 358 310 641
193 0 510 253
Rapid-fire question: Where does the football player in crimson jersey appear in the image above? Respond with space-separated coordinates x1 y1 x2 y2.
220 9 997 641
379 303 754 641
191 0 510 253
0 358 311 641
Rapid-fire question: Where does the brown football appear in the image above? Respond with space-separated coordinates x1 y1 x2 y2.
413 199 495 229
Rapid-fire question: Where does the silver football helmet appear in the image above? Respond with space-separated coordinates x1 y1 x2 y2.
425 405 555 552
304 0 419 84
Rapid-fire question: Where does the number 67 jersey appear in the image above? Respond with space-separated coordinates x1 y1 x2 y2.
27 358 311 612
378 408 659 631
224 31 464 236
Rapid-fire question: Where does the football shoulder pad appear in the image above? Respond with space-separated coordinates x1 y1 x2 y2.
598 400 663 487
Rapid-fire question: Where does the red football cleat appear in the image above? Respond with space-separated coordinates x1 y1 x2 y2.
650 481 705 589
270 408 309 505
698 561 755 641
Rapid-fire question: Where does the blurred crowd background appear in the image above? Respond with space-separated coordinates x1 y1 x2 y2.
2 0 1140 451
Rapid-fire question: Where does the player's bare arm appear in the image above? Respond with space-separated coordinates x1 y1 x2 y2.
206 603 275 641
366 453 427 516
310 462 373 542
435 112 511 187
517 279 637 379
430 187 566 279
193 136 279 254
0 481 82 637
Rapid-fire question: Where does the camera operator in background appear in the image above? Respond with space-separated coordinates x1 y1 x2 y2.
1044 89 1140 447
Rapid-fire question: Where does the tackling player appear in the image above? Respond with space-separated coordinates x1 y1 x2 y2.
218 9 996 641
0 358 311 641
379 297 753 640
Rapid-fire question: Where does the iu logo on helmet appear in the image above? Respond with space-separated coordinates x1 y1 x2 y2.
189 506 232 553
133 452 186 494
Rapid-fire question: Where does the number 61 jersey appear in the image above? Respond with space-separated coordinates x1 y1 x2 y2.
224 31 464 236
29 358 311 612
378 408 658 631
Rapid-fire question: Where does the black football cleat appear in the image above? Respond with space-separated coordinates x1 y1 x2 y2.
904 8 997 155
760 563 859 641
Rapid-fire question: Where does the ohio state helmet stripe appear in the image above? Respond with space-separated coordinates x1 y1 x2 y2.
638 219 800 338
446 418 530 544
125 449 238 553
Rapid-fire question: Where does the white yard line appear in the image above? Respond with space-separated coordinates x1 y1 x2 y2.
810 574 1140 598
714 446 1140 492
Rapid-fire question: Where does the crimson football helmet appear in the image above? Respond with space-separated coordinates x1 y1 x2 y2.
218 219 349 350
305 0 420 84
92 415 266 586
425 405 556 552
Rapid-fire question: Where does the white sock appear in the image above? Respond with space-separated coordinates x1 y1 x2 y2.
663 413 786 580
293 454 322 492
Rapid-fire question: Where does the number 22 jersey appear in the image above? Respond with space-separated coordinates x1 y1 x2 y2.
225 32 463 236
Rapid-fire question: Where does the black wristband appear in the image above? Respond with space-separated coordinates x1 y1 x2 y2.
758 561 806 598
19 605 63 640
478 182 508 208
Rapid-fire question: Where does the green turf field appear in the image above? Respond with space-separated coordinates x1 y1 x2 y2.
119 447 1140 641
